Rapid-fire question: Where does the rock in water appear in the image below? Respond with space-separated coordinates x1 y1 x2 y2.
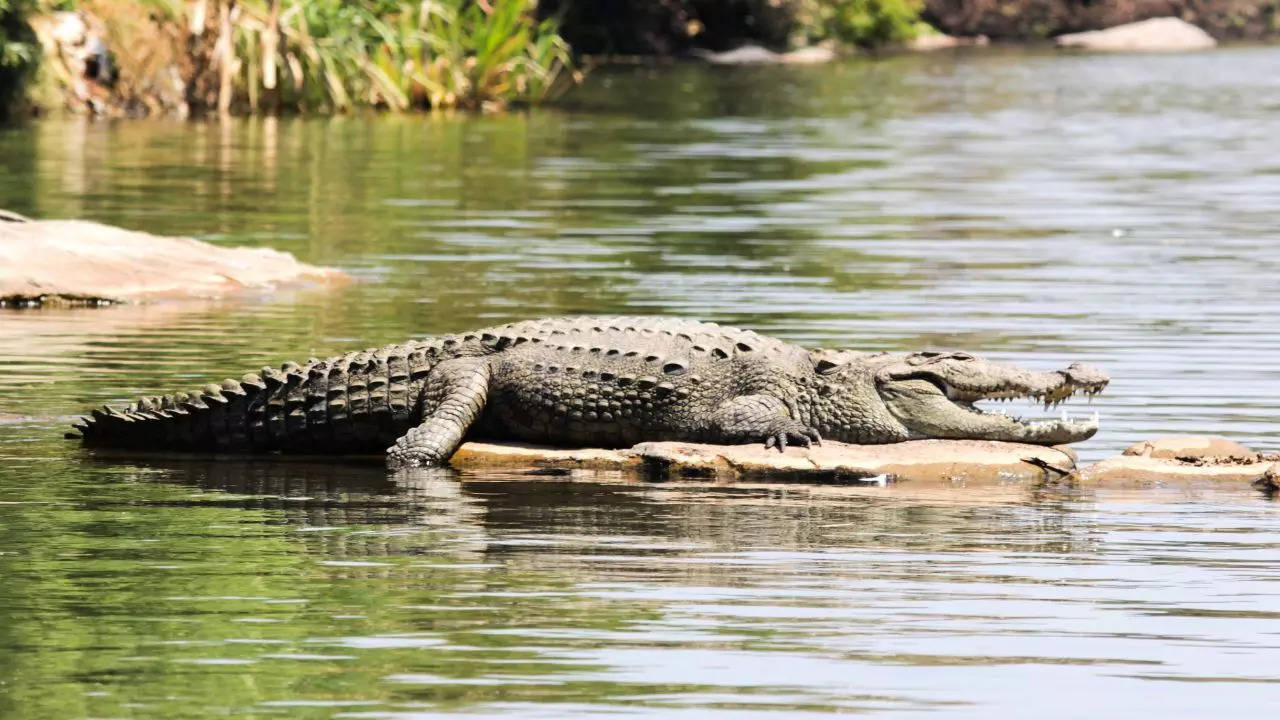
1081 435 1277 487
450 439 1078 484
905 33 990 52
0 214 347 306
1055 18 1216 52
693 44 835 65
1122 435 1256 461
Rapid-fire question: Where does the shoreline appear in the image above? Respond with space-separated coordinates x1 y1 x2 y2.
7 1 1271 120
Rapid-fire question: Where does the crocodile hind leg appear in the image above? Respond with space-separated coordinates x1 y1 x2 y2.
707 394 822 452
386 357 491 469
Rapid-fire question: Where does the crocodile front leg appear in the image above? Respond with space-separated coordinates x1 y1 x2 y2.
707 394 822 452
386 357 491 469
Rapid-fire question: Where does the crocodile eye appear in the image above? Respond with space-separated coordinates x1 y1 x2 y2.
950 352 974 361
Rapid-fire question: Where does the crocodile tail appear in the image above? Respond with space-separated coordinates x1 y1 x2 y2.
68 343 435 454
69 376 265 452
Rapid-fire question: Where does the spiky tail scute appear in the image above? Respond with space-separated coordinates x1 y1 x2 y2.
69 345 432 454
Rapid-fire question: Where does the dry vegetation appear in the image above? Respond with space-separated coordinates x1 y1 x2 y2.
36 0 576 115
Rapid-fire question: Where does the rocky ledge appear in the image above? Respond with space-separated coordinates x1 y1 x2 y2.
449 439 1078 484
446 434 1280 491
1082 436 1279 489
0 212 347 307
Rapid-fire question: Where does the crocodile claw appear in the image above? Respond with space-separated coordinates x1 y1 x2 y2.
762 424 822 453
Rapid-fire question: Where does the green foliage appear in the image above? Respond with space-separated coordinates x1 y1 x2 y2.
217 0 573 112
788 0 926 48
23 0 574 114
542 0 926 55
0 0 38 117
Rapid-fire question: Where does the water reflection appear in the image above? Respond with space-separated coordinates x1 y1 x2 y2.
2 451 1276 717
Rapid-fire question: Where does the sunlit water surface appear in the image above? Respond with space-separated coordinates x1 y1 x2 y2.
1 47 1278 717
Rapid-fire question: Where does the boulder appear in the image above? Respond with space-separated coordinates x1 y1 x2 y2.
0 214 347 306
449 439 1078 484
1055 17 1216 52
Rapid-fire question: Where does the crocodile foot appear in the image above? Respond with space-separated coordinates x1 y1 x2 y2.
761 420 822 452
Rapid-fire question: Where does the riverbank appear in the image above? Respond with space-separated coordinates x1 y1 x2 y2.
13 0 576 117
923 0 1280 41
7 1 1275 119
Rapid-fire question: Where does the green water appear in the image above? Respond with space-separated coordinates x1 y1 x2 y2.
2 49 1280 718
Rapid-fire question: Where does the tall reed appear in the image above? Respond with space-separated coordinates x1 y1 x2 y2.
42 0 575 114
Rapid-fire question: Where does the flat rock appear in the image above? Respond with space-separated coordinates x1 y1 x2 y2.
1081 454 1278 487
778 46 837 65
0 214 346 305
1122 435 1256 461
449 443 634 471
1083 435 1275 487
694 44 835 65
905 33 989 51
1055 17 1216 52
449 439 1078 484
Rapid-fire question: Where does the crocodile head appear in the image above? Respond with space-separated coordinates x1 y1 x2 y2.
811 350 1110 445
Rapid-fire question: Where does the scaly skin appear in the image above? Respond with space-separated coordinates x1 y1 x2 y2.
69 316 1111 468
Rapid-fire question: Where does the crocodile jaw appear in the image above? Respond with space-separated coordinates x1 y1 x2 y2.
875 363 1109 445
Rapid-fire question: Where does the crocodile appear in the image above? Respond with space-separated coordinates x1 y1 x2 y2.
69 316 1110 468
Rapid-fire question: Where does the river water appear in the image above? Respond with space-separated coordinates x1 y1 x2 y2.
1 47 1278 717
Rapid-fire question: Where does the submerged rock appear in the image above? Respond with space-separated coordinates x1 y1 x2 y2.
1055 18 1216 52
904 33 989 52
0 213 347 306
693 44 836 65
450 439 1077 484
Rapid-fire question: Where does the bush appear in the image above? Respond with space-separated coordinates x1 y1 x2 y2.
32 0 576 114
0 0 39 118
541 0 925 56
225 0 574 112
788 0 926 48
